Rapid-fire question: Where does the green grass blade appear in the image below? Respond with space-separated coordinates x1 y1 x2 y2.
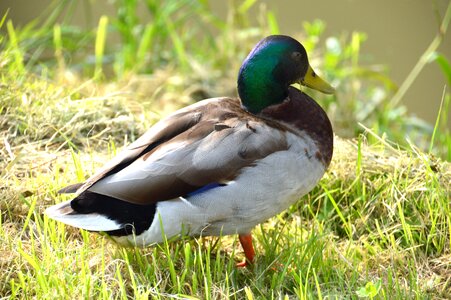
267 11 280 35
6 20 25 74
428 86 447 154
0 9 9 29
95 15 109 78
238 0 257 14
431 52 451 84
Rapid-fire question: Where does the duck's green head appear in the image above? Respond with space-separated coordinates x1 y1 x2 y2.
238 35 334 114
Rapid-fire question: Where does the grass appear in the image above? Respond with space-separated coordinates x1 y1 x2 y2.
1 0 451 299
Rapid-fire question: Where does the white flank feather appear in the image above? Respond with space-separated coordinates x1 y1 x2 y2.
45 200 122 231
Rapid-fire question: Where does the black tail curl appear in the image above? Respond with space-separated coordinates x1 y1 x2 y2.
71 191 156 236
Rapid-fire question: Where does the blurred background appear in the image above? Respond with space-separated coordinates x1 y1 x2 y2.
1 0 449 126
0 0 450 160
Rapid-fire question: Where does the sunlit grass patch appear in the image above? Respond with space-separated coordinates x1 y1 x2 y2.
1 109 449 298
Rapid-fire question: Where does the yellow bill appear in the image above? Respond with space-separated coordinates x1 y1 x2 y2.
300 65 335 94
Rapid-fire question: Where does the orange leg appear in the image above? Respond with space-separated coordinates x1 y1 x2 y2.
236 233 255 267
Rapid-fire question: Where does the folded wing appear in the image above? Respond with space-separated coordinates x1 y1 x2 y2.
63 97 289 205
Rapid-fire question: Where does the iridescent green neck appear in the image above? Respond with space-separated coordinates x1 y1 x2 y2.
237 39 298 114
237 35 334 115
237 36 310 114
237 58 288 114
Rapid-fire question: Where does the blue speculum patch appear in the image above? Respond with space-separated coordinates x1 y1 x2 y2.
186 183 225 197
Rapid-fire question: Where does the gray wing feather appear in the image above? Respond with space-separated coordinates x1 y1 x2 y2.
69 97 289 204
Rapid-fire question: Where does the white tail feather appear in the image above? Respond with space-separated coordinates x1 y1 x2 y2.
45 200 122 231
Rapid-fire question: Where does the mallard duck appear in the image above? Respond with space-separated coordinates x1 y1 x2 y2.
46 35 334 267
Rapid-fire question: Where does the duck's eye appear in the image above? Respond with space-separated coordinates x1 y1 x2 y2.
291 51 302 60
